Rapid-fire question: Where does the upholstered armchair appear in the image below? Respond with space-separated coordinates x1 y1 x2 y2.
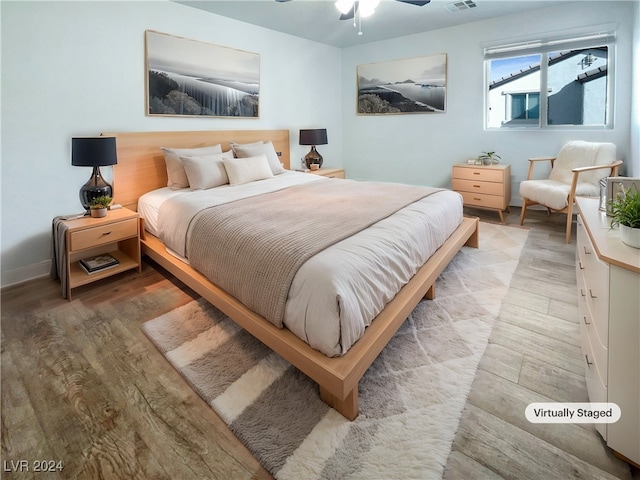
519 141 622 243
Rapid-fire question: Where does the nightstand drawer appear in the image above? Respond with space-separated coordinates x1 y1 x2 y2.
453 167 503 183
69 218 138 251
452 178 503 196
459 191 505 209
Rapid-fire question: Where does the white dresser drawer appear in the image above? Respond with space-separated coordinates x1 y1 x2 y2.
578 220 610 346
580 319 608 439
585 277 609 346
580 304 608 385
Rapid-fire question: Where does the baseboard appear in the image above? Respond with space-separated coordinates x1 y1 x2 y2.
1 260 51 289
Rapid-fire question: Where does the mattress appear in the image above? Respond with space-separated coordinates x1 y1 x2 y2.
138 171 463 356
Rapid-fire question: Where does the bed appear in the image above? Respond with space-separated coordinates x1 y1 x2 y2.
109 129 479 420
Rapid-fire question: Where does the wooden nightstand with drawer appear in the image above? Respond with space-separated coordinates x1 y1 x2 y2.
62 208 141 299
308 168 345 179
452 164 511 223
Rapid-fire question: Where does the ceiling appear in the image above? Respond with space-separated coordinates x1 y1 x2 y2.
175 0 575 48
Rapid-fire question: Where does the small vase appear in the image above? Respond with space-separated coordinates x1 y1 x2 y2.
482 158 492 165
90 208 107 218
620 224 640 249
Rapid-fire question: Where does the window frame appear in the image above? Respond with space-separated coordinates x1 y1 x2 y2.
484 28 616 130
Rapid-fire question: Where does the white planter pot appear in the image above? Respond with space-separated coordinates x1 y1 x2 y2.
90 208 107 218
620 224 640 249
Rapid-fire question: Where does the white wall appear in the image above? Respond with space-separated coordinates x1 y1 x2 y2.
1 1 342 286
2 1 637 288
631 0 640 177
340 2 636 192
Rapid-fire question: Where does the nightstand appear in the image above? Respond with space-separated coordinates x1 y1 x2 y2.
308 168 345 179
61 208 141 299
452 164 511 223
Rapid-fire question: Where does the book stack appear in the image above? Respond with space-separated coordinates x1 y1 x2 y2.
79 253 119 275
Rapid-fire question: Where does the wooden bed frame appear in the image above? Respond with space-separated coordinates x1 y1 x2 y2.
107 129 479 420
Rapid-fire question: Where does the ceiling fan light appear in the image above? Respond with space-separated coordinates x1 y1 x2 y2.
335 0 354 15
359 0 380 17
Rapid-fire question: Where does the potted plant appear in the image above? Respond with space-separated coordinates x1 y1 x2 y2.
89 195 112 218
477 151 501 166
608 184 640 248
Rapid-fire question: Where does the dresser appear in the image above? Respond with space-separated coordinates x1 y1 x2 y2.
576 197 640 466
452 164 511 223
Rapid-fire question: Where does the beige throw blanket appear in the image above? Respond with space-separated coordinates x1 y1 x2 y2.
187 179 442 328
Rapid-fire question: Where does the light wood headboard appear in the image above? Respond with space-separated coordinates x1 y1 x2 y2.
103 129 291 211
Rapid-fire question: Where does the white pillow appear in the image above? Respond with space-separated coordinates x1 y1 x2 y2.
230 140 263 148
231 141 286 175
181 151 234 190
161 144 223 189
223 154 274 186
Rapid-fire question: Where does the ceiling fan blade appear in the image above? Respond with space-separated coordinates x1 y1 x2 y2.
395 0 431 6
339 2 357 20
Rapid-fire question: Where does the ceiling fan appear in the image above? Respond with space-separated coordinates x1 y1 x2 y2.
336 1 431 21
275 0 431 22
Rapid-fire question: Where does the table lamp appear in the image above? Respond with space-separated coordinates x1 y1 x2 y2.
299 129 328 169
71 137 118 210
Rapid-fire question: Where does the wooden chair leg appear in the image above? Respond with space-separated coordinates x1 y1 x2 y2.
520 199 528 225
565 203 574 244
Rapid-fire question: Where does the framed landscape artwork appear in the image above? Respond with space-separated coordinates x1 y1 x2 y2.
145 30 260 118
357 53 447 115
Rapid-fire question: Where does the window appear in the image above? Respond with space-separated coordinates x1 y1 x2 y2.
507 92 539 122
485 30 615 129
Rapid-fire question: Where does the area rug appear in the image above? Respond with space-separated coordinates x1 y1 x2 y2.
142 221 529 480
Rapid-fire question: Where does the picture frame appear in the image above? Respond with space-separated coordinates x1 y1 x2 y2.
145 30 260 118
357 53 447 115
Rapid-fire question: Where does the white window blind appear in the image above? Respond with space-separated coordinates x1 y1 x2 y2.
484 31 616 59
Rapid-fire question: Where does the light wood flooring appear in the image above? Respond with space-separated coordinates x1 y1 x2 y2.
445 207 639 480
1 207 638 479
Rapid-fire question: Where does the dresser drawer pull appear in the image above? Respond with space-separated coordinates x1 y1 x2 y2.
473 197 482 201
101 231 112 236
584 246 591 255
589 289 597 299
585 354 593 368
473 172 480 175
579 261 584 270
583 315 590 325
473 184 481 188
580 289 586 297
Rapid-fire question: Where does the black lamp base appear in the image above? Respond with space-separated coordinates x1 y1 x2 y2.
304 146 323 169
79 167 112 210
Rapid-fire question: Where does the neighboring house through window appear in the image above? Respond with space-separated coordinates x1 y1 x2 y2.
484 30 615 129
507 91 540 122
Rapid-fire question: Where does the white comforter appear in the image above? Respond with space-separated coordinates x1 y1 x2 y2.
139 171 463 356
